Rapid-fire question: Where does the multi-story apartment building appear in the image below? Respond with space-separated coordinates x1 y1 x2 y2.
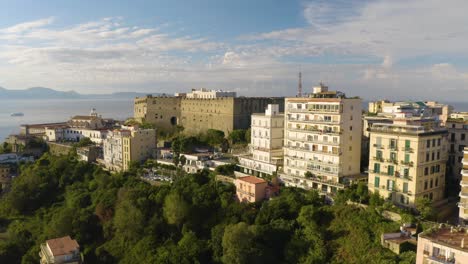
280 84 362 194
446 114 468 194
122 128 157 171
40 236 81 264
134 95 182 132
368 116 448 208
460 147 468 225
238 104 284 177
102 126 156 171
416 226 468 264
103 129 130 171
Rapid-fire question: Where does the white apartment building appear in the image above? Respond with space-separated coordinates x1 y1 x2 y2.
185 88 236 99
280 84 362 194
45 127 108 144
238 104 284 177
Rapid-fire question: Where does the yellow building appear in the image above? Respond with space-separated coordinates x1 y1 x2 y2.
122 128 157 171
134 95 181 132
280 84 363 194
134 91 284 136
446 115 468 195
459 147 468 224
368 117 448 208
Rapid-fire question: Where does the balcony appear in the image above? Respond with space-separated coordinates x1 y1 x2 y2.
388 145 398 151
386 159 399 165
401 147 414 153
400 160 414 167
285 145 342 156
428 255 455 264
287 117 341 125
373 144 385 149
373 156 384 162
285 155 340 167
287 137 340 146
287 108 340 114
287 127 342 135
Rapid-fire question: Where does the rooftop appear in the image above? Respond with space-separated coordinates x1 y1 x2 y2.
420 227 468 252
237 176 266 185
46 236 79 256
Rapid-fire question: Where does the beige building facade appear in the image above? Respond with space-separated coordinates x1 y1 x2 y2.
460 147 468 225
368 118 448 208
134 95 181 132
416 226 468 264
122 128 157 171
446 116 468 190
235 176 268 203
40 236 81 264
280 84 362 194
238 104 284 177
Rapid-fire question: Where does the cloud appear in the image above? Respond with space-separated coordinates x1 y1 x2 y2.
1 17 54 33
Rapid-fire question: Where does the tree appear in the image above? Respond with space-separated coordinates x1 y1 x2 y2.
163 193 190 226
415 197 435 220
205 129 225 147
222 222 260 264
244 128 251 144
74 137 94 148
228 130 246 145
179 155 187 167
304 171 313 179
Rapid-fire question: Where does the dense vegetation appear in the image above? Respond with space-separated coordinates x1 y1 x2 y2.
0 153 415 264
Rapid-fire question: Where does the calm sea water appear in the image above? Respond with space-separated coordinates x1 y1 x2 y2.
0 98 134 142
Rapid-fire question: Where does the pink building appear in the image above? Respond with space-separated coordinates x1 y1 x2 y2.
416 226 468 264
235 176 268 203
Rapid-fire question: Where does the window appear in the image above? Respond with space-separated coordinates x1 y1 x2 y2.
431 152 435 161
374 163 381 173
437 138 441 146
426 139 430 148
405 140 411 150
403 168 409 178
374 176 380 188
430 179 433 188
390 152 397 161
437 152 440 159
426 153 430 162
404 153 410 163
387 180 394 191
462 134 466 141
349 126 353 131
376 150 383 159
424 167 429 176
432 139 436 147
435 178 439 187
390 139 397 149
388 165 394 176
424 181 428 190
403 183 408 193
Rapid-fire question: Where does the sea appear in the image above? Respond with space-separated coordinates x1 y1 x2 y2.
0 98 134 142
0 99 467 143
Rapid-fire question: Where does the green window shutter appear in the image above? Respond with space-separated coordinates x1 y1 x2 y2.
388 165 394 176
374 176 380 188
403 183 408 193
404 154 410 163
405 140 411 149
374 163 380 173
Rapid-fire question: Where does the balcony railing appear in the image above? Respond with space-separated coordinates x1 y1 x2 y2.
400 160 414 167
287 127 342 135
285 145 341 156
287 137 340 146
401 147 414 153
386 159 399 165
373 144 385 149
287 108 340 114
287 117 341 125
373 156 384 162
284 155 340 167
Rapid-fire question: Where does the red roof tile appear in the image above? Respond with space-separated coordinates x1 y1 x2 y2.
238 176 266 184
46 236 79 256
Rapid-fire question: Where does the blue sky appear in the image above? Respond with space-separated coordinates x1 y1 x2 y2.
0 0 467 101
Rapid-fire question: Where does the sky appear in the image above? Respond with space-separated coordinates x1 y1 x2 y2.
0 0 467 101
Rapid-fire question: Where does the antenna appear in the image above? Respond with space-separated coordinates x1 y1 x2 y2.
298 71 302 97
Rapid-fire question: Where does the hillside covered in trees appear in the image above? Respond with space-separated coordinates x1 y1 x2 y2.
0 153 415 263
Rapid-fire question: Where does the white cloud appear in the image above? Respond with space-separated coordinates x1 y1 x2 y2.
1 17 54 33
